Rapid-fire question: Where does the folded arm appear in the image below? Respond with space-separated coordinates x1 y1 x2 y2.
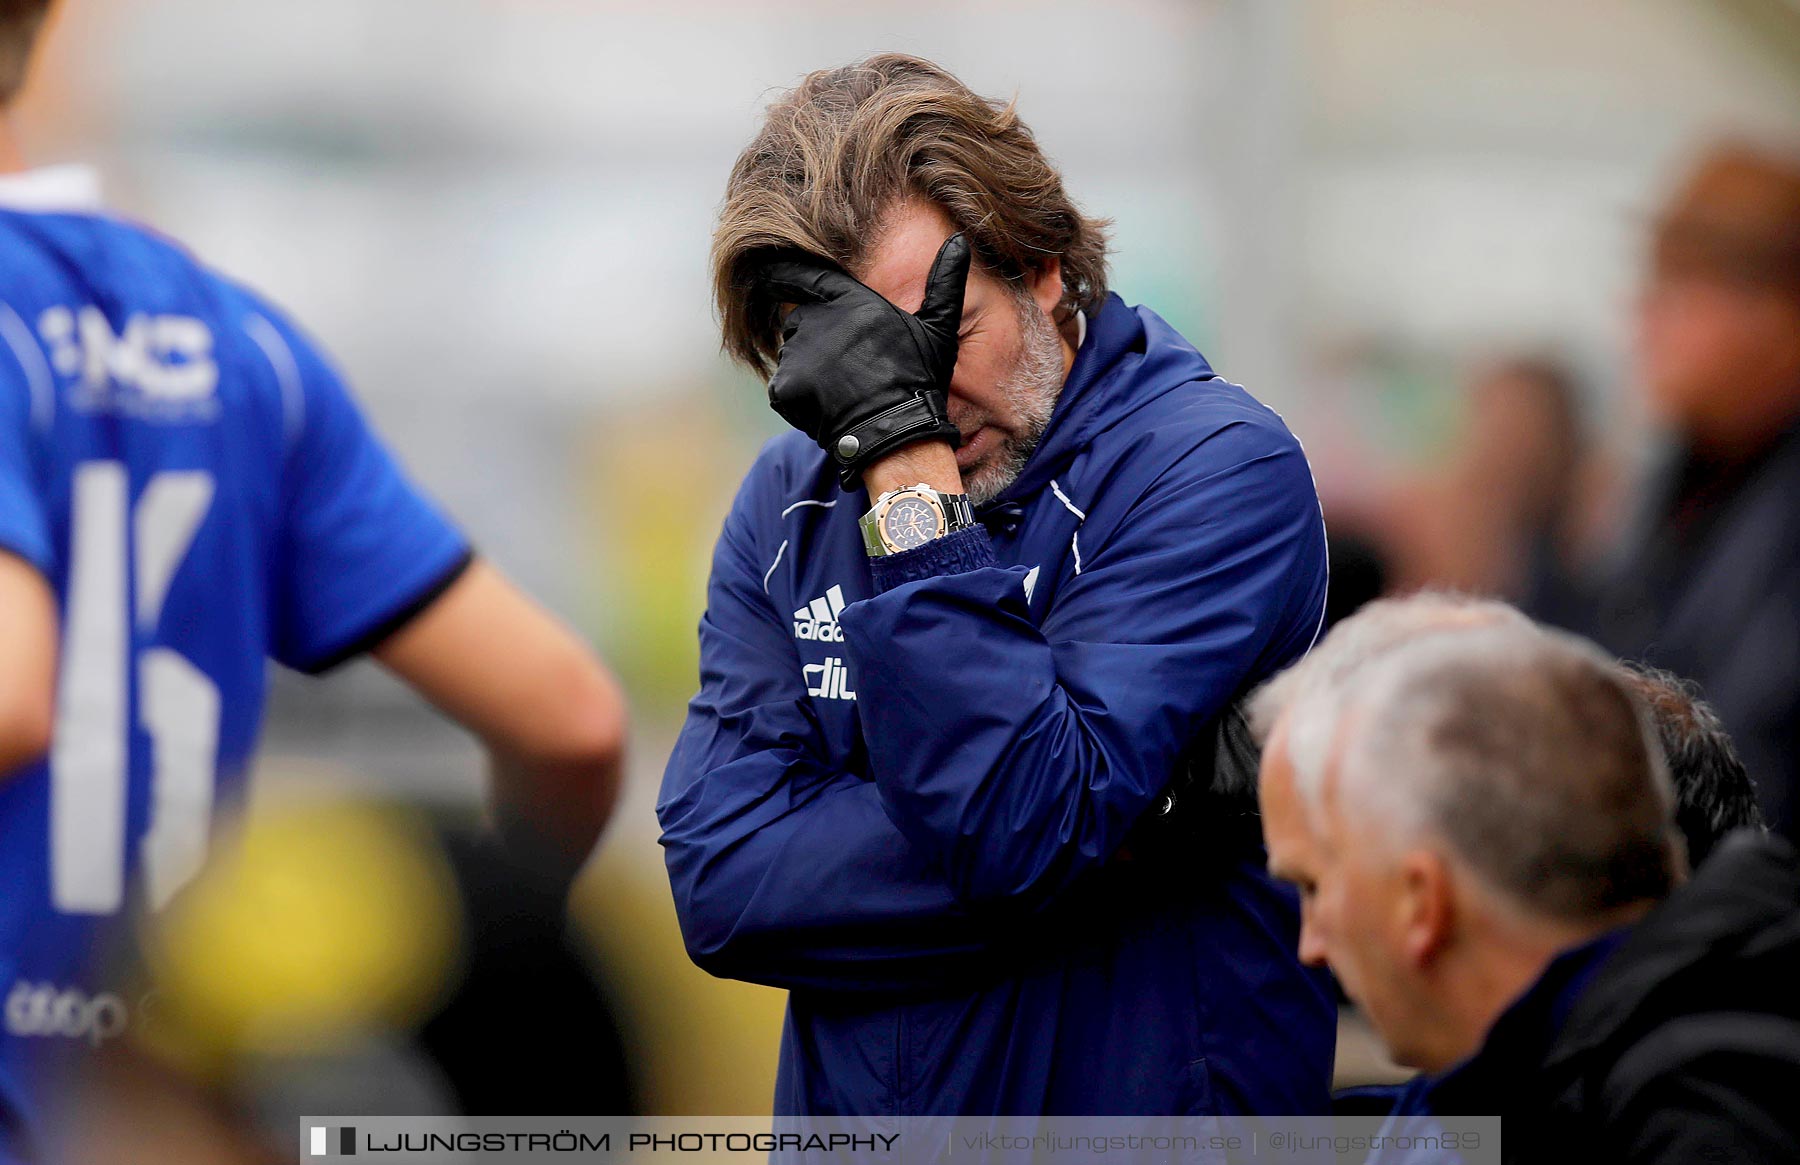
658 472 1010 994
843 420 1326 906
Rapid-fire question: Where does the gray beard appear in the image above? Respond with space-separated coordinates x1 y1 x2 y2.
963 297 1066 507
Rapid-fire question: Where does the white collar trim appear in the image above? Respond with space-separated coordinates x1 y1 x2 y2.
0 165 104 212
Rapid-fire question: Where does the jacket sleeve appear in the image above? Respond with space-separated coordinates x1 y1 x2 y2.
1619 1057 1800 1164
840 416 1326 907
657 463 1005 994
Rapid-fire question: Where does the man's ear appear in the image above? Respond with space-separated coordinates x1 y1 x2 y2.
1027 257 1063 318
1397 850 1455 968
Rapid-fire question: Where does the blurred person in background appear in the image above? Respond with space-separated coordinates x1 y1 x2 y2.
1320 528 1393 634
1257 616 1800 1163
1387 357 1603 624
1442 358 1596 624
0 2 626 1157
659 55 1334 1115
1585 141 1800 841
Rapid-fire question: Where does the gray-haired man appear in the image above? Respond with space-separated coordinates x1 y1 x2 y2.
1257 613 1800 1163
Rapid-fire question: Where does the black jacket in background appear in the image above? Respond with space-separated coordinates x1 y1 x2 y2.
1429 832 1800 1163
1583 426 1800 838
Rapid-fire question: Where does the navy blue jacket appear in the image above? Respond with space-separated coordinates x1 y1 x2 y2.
1367 834 1800 1164
659 295 1335 1114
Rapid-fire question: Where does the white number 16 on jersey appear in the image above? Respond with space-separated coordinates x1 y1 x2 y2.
52 461 220 915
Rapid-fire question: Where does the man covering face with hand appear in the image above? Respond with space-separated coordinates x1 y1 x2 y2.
658 54 1333 1116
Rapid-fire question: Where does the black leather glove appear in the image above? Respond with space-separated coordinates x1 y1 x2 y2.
756 233 970 489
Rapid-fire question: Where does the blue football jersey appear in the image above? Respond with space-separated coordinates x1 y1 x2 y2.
0 167 469 1156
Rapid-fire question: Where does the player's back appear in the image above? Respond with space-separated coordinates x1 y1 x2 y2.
0 167 468 1159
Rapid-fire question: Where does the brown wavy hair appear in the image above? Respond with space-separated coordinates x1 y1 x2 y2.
0 1 51 104
713 54 1110 378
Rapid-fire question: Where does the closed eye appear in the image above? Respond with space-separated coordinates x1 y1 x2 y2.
956 300 989 340
1269 862 1316 899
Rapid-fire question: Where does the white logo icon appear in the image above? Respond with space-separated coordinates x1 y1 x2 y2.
804 656 856 702
5 980 129 1047
793 584 848 643
39 304 219 418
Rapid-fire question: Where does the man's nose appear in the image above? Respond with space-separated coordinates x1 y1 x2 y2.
1296 914 1329 969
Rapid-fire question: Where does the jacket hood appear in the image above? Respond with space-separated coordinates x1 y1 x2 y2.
992 293 1217 507
1545 830 1800 1075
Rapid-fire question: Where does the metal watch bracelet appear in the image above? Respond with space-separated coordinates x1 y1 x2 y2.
860 484 975 557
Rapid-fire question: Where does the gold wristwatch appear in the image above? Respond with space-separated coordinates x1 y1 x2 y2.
859 483 976 557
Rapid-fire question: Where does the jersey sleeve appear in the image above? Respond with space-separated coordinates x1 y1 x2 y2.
0 319 51 576
252 304 471 673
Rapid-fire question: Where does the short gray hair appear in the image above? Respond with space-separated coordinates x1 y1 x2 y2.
1247 593 1531 798
1333 625 1682 922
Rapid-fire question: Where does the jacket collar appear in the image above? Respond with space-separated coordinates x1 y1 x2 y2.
1427 833 1800 1114
1424 927 1628 1113
1542 830 1800 1074
988 293 1215 508
0 165 103 213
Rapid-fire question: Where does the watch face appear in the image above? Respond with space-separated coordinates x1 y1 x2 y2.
881 495 942 551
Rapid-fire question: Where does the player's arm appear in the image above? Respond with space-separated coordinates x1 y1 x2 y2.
0 548 56 779
373 560 626 882
247 295 625 882
0 344 57 781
